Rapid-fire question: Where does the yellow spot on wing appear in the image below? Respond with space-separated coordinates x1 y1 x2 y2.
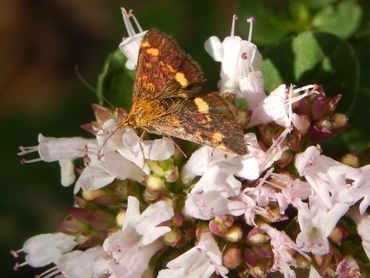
175 72 189 88
194 98 209 114
212 132 224 144
141 41 150 48
146 48 159 56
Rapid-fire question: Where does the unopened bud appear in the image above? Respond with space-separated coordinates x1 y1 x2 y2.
223 246 242 269
143 187 162 202
247 228 269 245
146 175 165 191
225 226 243 242
163 227 181 247
82 189 106 201
331 113 347 129
276 150 294 168
295 253 310 269
165 166 179 182
116 209 126 227
329 224 349 245
341 153 359 168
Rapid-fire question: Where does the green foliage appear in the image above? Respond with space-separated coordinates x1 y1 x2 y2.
261 31 358 112
96 50 135 111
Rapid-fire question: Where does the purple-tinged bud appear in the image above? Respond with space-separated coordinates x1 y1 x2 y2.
244 248 257 267
253 245 273 261
327 94 342 113
92 103 114 123
165 166 179 182
311 93 327 120
225 226 243 242
172 213 184 227
309 122 333 141
89 210 115 230
247 228 269 245
209 220 224 236
223 245 242 269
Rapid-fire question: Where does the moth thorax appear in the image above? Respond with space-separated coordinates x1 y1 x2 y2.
129 99 166 127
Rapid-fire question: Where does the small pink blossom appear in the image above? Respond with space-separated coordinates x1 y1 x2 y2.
103 196 174 278
158 232 228 278
261 224 307 278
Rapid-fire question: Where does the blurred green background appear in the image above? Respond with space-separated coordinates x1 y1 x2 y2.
1 0 370 277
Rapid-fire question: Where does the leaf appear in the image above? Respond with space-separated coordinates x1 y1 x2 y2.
312 0 362 39
96 49 135 110
261 31 359 112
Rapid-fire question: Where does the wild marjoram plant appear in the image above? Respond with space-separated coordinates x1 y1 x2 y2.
13 7 370 278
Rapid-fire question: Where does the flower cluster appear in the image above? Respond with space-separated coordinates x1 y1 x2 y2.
13 7 369 278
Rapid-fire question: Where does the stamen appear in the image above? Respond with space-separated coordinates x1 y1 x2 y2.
246 16 255 42
231 15 238 36
37 266 60 278
128 9 143 33
20 158 42 164
17 146 38 156
13 261 27 271
121 7 136 37
10 249 23 258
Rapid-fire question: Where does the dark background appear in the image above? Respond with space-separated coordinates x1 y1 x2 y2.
1 0 369 277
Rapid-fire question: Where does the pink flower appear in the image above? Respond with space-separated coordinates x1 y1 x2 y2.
103 196 174 278
261 224 307 278
296 196 348 255
295 145 370 214
158 232 228 278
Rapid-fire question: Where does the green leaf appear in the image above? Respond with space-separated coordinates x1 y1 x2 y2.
96 50 135 110
312 0 362 39
261 31 359 112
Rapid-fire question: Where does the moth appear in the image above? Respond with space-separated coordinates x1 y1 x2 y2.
120 28 247 155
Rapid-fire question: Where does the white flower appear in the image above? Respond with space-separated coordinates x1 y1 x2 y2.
348 208 370 260
103 196 174 278
57 246 110 278
204 15 263 99
119 7 147 70
185 190 245 220
183 159 249 220
18 134 94 186
158 232 228 278
12 233 77 268
76 120 175 192
295 145 370 214
75 142 146 193
296 196 348 255
260 224 307 278
248 84 316 128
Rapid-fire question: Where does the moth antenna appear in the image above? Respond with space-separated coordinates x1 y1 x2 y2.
74 65 97 94
139 131 147 168
74 65 117 110
97 122 127 158
167 136 187 158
